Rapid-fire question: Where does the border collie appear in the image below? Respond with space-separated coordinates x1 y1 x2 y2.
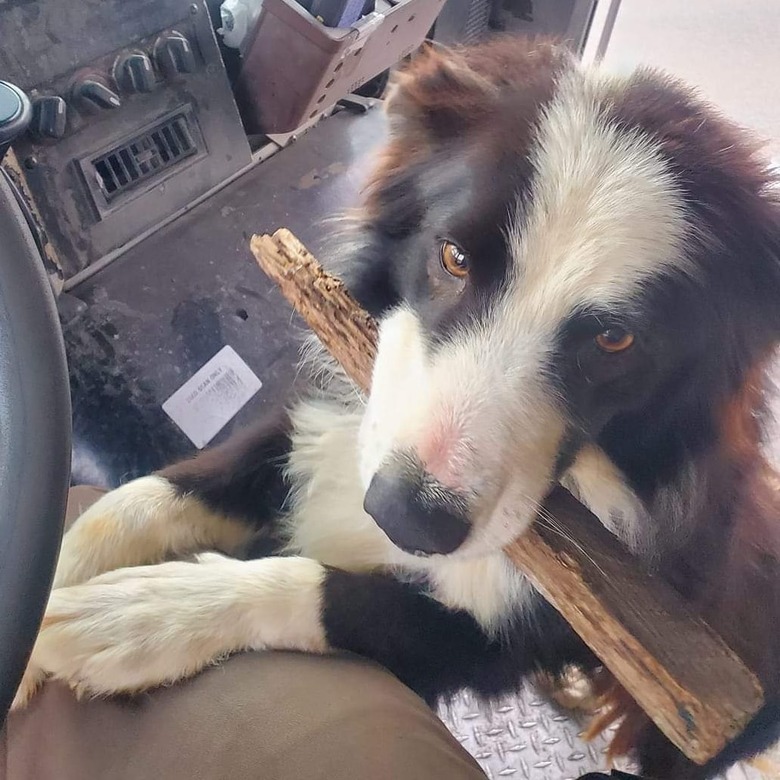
15 39 780 779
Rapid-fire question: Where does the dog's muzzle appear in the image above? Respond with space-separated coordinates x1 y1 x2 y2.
363 456 470 556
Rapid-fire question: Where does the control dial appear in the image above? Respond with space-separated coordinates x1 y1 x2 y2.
71 77 122 111
30 95 67 140
154 31 197 77
114 52 157 94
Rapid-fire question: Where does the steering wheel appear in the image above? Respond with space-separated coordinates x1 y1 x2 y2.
0 82 72 723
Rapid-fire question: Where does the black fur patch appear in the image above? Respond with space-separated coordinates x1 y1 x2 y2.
322 568 596 706
161 407 292 529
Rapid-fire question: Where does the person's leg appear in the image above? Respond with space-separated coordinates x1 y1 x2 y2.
2 487 485 780
2 652 486 780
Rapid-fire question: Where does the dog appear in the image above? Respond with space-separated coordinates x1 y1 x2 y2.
14 38 780 779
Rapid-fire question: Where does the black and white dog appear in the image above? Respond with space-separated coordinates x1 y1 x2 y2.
15 39 780 779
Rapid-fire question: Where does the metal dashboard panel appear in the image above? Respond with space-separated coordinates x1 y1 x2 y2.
0 0 183 89
0 0 252 278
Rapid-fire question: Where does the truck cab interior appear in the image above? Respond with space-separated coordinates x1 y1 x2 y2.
0 2 776 778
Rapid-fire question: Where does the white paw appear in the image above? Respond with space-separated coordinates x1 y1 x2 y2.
29 556 328 700
52 476 176 588
52 477 251 589
32 561 236 698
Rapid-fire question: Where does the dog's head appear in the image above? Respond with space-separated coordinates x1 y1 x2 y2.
350 39 780 558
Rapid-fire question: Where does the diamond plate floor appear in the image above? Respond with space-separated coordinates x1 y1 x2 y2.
439 686 763 780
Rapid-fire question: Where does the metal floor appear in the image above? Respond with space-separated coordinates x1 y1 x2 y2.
440 688 761 779
65 108 765 780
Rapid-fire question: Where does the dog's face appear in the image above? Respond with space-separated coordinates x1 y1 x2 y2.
353 41 780 558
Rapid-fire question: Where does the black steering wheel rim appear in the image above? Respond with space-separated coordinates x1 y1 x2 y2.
0 169 71 723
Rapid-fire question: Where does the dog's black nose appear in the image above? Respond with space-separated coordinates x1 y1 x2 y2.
363 464 470 556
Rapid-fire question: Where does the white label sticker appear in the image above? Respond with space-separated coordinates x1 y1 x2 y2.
162 345 262 449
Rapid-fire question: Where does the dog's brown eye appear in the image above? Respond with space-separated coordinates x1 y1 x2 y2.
595 328 635 353
440 241 469 278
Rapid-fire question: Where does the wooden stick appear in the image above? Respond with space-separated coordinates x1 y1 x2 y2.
250 228 764 764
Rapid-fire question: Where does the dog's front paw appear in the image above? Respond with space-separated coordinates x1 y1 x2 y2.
30 559 246 699
51 477 251 589
28 556 328 700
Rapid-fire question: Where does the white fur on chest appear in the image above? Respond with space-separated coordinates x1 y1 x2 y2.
281 398 533 633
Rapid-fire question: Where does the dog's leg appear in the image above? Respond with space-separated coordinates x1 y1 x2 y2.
13 410 292 710
54 408 292 589
24 557 521 705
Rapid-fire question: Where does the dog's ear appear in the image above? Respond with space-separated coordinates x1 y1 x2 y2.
384 39 572 144
384 44 499 143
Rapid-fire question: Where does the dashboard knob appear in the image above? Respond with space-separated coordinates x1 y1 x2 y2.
72 78 122 111
30 95 67 139
154 32 197 76
115 52 157 94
